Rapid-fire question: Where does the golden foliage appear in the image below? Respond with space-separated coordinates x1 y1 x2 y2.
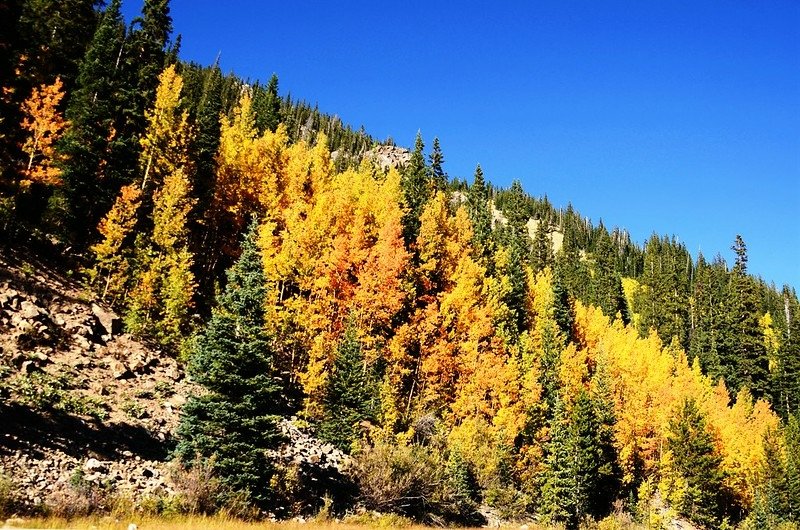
19 76 69 187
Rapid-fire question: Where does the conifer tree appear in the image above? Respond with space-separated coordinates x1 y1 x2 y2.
785 414 800 521
588 225 628 322
720 236 769 399
400 131 429 246
428 136 447 192
0 0 23 180
774 287 800 418
127 0 173 135
555 223 591 304
253 73 281 134
466 164 492 262
175 220 282 508
688 253 728 380
55 0 131 241
15 0 101 92
540 388 618 529
317 326 378 452
531 213 554 274
636 235 691 349
666 399 726 527
497 180 531 333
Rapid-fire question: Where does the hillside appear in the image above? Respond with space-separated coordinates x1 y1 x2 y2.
1 1 799 529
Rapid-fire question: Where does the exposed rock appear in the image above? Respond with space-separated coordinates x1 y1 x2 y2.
365 144 411 171
92 303 122 337
83 457 107 473
19 300 45 320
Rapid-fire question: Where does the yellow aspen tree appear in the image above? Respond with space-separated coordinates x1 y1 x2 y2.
19 76 69 187
570 300 780 504
124 66 196 349
139 65 191 191
89 184 142 302
151 167 197 343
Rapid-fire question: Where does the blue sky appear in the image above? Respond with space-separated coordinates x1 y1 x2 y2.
123 1 800 288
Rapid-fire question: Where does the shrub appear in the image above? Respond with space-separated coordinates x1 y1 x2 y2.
0 473 19 518
350 437 482 524
45 468 108 517
169 458 224 515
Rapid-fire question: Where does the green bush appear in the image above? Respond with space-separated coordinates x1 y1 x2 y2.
10 371 108 419
0 473 18 518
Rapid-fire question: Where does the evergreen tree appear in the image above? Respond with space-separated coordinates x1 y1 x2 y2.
127 0 173 135
428 136 447 192
497 180 531 333
466 164 492 263
754 428 789 525
720 236 770 399
666 399 726 527
16 0 101 91
54 0 133 242
588 224 628 322
555 222 591 304
539 396 576 526
636 234 691 349
175 220 282 508
774 287 800 418
191 64 223 305
688 253 728 381
531 213 554 274
317 326 378 452
252 74 281 134
400 131 429 246
540 389 619 529
785 414 800 521
0 0 23 182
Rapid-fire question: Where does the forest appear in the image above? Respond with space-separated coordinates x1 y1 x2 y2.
1 1 799 529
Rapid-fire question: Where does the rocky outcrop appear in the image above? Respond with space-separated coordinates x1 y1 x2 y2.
0 247 196 512
365 145 411 171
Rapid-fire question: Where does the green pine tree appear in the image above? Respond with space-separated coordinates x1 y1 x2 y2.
400 131 430 246
540 388 619 529
555 221 591 304
466 164 493 262
175 220 283 508
253 73 281 134
636 234 691 349
667 399 727 527
719 236 770 399
53 0 132 242
588 224 628 322
531 213 554 274
428 136 447 192
774 287 800 418
688 253 728 381
317 326 378 453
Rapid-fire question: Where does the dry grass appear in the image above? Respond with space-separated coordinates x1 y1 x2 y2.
4 515 652 530
3 517 444 530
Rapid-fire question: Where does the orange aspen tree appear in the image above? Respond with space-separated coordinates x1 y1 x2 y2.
19 76 69 187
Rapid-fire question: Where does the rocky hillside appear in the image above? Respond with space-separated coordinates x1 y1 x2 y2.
0 243 347 516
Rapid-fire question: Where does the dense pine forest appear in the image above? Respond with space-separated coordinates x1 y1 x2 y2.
1 1 799 529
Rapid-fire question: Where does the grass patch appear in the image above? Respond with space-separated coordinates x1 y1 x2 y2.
5 517 446 530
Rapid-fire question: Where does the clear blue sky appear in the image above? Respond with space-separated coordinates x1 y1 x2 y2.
123 1 800 289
